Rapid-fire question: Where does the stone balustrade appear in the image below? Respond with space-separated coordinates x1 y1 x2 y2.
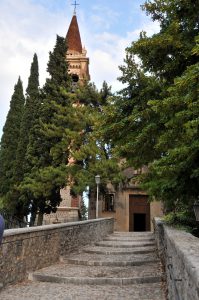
154 217 199 300
0 218 114 289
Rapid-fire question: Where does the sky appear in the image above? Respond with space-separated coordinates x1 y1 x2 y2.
0 0 160 138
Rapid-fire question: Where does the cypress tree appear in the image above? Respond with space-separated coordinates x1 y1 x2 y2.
14 53 40 182
20 35 71 225
0 77 25 208
5 54 40 220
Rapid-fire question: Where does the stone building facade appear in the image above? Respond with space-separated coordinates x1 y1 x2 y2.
89 167 163 232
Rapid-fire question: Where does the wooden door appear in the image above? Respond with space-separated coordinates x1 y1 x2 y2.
129 195 150 231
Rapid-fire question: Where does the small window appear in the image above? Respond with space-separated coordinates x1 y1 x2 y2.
72 74 79 83
103 194 115 212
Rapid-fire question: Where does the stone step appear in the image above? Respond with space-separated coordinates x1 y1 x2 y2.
31 261 163 286
64 251 157 261
0 281 166 300
31 273 162 285
107 232 154 238
95 241 156 248
0 231 166 300
104 236 155 242
83 246 156 255
104 237 155 242
30 261 162 280
113 231 154 236
62 257 159 267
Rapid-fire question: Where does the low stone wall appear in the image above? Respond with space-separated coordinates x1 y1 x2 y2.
154 218 199 300
0 218 114 288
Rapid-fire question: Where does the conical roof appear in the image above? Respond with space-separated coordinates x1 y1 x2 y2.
66 15 82 53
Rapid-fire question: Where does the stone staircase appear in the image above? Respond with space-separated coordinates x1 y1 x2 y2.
0 232 166 299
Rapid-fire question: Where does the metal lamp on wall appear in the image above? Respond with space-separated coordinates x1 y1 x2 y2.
95 175 101 219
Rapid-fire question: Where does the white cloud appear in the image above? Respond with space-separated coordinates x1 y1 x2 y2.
0 0 69 136
91 4 120 30
86 20 160 92
0 0 160 137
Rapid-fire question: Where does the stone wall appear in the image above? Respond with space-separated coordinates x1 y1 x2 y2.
154 218 199 300
43 207 79 225
0 218 114 288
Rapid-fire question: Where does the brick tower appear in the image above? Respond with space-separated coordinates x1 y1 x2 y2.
66 13 90 85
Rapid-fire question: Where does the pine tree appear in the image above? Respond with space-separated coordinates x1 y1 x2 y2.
111 0 199 166
137 0 199 81
0 77 25 209
102 0 199 213
104 0 199 168
142 38 199 209
65 82 122 203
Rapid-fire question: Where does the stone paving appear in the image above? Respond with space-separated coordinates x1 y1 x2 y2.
0 231 167 300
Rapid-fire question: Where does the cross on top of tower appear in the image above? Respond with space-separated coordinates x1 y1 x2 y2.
72 1 79 15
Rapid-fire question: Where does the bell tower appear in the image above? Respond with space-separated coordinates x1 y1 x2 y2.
66 11 90 85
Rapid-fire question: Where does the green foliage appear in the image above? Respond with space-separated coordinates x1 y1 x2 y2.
142 44 199 207
102 0 199 217
163 209 199 236
0 55 41 219
36 79 123 202
0 78 25 207
67 81 123 198
139 0 199 80
104 56 165 167
19 36 71 222
79 197 88 220
11 54 40 210
4 0 199 226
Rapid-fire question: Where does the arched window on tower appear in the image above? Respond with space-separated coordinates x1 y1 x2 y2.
71 74 79 93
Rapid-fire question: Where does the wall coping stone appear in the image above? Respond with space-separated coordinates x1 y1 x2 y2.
3 218 113 238
154 217 199 299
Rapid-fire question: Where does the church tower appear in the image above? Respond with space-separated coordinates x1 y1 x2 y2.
66 12 90 85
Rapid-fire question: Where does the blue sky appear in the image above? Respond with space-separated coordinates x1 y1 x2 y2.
0 0 159 138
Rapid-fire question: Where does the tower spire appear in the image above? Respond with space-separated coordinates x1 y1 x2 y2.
66 13 82 53
72 1 79 15
66 3 90 83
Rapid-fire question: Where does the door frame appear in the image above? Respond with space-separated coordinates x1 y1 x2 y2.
129 194 150 231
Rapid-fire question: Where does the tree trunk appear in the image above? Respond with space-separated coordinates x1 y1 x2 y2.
37 211 43 226
88 188 96 219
